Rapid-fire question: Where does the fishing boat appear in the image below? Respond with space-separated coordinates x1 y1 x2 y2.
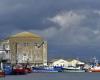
0 70 4 77
89 66 100 72
62 66 85 72
88 57 100 72
12 64 26 74
0 62 5 77
32 66 61 72
3 64 13 75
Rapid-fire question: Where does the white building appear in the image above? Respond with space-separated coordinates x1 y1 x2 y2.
68 59 85 67
0 40 10 61
51 59 69 67
50 59 85 68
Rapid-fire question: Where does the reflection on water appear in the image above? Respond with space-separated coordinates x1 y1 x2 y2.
1 73 100 80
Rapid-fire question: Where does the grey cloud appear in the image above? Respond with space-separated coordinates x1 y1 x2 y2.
28 10 100 48
0 0 100 32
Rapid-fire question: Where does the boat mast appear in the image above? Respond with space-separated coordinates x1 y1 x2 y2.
93 56 98 66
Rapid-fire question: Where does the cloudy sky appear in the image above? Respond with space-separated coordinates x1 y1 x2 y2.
1 0 100 60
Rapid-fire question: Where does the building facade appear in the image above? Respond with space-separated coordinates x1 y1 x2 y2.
50 59 85 68
51 59 69 67
1 32 47 66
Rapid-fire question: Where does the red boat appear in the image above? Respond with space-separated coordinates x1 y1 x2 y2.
13 64 32 74
89 66 100 72
0 70 5 77
88 57 100 72
0 62 5 77
13 64 26 74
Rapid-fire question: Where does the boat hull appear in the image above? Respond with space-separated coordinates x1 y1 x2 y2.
0 70 5 77
89 66 100 72
62 67 86 72
32 70 58 72
3 64 13 75
32 66 59 73
91 70 100 72
63 69 85 72
89 69 100 72
13 69 26 74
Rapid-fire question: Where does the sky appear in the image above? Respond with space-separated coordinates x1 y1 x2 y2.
0 0 100 60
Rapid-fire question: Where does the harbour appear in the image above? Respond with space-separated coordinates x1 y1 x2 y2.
0 32 100 77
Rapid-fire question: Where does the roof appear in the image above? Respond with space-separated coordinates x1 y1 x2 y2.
49 59 66 63
10 32 41 38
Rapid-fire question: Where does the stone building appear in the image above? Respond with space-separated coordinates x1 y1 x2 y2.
1 32 47 66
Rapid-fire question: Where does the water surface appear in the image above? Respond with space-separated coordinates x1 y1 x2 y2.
1 73 100 80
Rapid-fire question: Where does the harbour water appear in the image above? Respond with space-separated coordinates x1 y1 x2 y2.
1 73 100 80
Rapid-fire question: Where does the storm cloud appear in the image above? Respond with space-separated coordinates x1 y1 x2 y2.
0 0 100 59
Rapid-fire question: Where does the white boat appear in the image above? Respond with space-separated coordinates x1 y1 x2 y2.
62 66 85 72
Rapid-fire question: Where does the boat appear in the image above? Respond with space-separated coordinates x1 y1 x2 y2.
88 57 100 72
62 66 85 72
32 66 60 72
24 65 32 73
3 64 13 75
12 64 27 75
0 62 5 77
53 66 64 72
0 70 5 77
89 66 100 72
